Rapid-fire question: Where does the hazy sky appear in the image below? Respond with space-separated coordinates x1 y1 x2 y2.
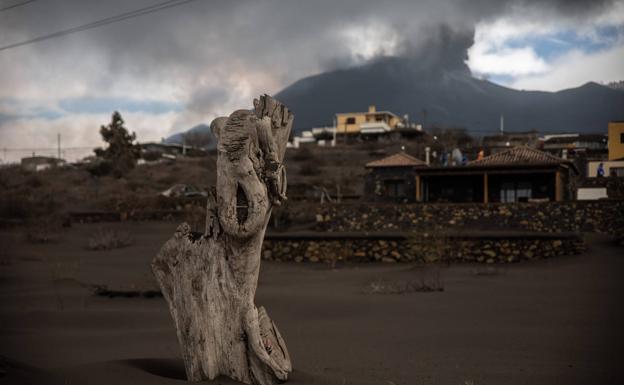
1 0 623 162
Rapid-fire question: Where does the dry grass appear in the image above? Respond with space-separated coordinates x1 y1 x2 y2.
25 217 62 244
87 227 134 250
365 271 444 294
365 279 444 294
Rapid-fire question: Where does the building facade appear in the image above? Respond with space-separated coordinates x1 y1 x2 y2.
335 105 402 135
608 121 624 160
20 156 65 172
365 152 428 203
365 147 578 203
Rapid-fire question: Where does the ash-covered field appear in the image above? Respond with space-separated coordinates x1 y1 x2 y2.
0 222 622 385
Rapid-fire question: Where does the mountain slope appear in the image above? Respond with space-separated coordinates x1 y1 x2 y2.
274 56 624 134
163 123 218 150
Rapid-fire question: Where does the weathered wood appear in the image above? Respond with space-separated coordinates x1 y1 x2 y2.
152 95 293 384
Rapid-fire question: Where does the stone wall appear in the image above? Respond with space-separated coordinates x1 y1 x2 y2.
315 201 624 234
262 233 585 264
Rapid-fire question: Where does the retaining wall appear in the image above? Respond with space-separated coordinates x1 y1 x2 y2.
314 201 624 234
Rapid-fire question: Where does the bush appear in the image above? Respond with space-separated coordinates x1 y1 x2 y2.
142 151 162 162
87 227 134 250
364 277 444 294
87 160 113 177
0 193 30 219
26 175 43 188
25 218 61 244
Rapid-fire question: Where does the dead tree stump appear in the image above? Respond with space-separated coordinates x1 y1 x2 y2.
152 95 293 384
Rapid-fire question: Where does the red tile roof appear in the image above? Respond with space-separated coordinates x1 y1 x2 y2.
366 152 427 168
469 146 569 167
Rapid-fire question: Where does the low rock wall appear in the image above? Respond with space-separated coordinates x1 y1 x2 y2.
262 232 585 264
315 201 624 234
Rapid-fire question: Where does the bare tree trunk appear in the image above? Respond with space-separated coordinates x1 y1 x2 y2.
152 95 293 384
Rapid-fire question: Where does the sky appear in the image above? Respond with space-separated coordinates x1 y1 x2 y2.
0 0 623 163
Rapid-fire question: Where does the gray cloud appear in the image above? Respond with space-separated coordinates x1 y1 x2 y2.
0 0 620 134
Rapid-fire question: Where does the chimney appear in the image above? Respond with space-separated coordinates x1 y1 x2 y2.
425 147 431 165
368 105 376 113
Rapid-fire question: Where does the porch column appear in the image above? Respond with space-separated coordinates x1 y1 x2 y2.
483 173 489 203
416 175 421 202
555 170 562 201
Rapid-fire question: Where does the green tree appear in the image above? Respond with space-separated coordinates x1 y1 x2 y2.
93 111 139 177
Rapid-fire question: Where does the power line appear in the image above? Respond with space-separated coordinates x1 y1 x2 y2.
2 147 94 152
0 0 38 12
0 0 202 52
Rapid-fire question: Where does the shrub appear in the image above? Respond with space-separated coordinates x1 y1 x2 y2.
26 175 43 188
364 277 444 294
142 151 162 162
25 218 61 244
87 160 113 177
0 193 30 219
87 227 134 250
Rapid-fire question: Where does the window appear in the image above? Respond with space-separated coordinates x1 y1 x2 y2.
500 182 516 203
611 167 624 177
620 133 624 143
384 180 406 199
346 117 356 124
516 182 532 201
500 181 533 203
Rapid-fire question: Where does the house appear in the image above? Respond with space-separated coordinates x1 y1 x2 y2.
587 161 624 177
482 131 539 154
21 156 65 172
542 133 608 157
583 122 624 178
365 147 578 203
608 121 624 161
365 152 428 203
335 105 403 136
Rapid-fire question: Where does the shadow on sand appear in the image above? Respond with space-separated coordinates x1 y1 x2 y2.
122 358 187 380
121 358 379 384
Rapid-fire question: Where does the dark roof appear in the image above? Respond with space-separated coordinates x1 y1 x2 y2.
366 152 427 168
469 146 570 167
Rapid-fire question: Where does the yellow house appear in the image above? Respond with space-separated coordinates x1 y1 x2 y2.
335 105 402 134
608 121 624 160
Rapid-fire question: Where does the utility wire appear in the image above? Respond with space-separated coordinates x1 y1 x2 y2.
0 0 202 52
3 147 94 151
0 0 37 12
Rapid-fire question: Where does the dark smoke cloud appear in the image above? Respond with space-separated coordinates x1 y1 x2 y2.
0 0 619 132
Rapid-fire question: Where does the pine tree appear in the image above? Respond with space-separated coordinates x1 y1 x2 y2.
94 111 139 177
